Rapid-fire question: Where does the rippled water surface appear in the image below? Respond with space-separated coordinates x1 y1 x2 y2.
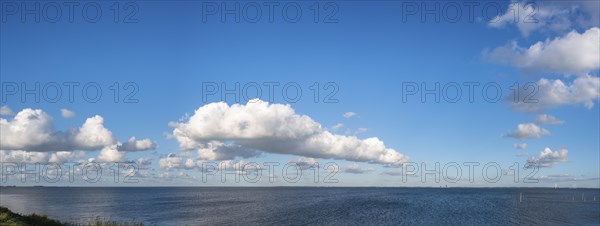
1 187 599 225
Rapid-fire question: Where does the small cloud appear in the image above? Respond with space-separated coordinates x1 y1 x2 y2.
382 170 417 177
484 27 600 74
117 137 158 152
343 112 357 119
526 147 569 168
49 151 85 163
516 151 529 157
98 145 125 162
135 157 153 167
60 108 76 118
159 153 183 170
345 163 375 174
291 157 318 170
0 150 48 163
513 143 527 150
503 123 550 140
356 128 369 134
0 105 14 115
382 171 402 176
163 132 175 140
537 114 565 125
508 75 599 112
331 123 344 131
487 1 580 37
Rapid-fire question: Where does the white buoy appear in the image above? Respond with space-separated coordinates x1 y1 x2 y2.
519 192 522 203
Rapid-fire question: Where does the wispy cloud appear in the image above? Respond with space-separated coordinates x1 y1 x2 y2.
343 112 357 119
0 105 13 115
60 108 76 118
536 114 565 125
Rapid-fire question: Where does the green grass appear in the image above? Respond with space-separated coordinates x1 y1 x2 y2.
0 206 145 226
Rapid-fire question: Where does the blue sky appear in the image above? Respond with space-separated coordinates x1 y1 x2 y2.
1 1 599 187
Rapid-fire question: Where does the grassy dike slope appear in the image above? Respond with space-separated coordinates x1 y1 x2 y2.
0 206 144 226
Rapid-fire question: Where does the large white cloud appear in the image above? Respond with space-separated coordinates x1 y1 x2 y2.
485 27 599 74
1 109 63 151
526 147 569 168
1 108 157 163
509 75 600 112
0 109 115 151
73 115 116 150
171 100 409 165
503 123 550 139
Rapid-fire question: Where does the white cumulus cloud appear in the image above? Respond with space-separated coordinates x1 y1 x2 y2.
1 108 156 164
485 27 599 74
504 123 550 139
98 145 125 162
73 115 116 150
117 137 158 152
526 147 569 168
159 153 183 170
508 75 600 112
171 100 409 166
489 1 573 37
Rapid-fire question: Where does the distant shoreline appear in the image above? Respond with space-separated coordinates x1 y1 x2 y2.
1 185 599 189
